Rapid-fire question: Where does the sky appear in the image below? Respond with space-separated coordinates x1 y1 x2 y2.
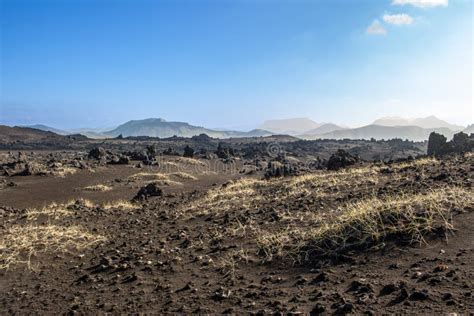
0 0 472 130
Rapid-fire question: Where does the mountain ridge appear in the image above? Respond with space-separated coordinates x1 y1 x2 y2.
299 123 346 137
24 124 69 135
312 124 457 141
260 118 322 135
372 115 464 131
104 118 273 138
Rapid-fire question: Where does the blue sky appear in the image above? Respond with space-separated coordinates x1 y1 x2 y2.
0 0 472 130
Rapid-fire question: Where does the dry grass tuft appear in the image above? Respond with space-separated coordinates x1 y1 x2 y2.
215 248 251 280
175 157 207 167
281 167 380 198
144 179 183 186
184 167 383 216
257 187 473 263
171 172 198 180
26 203 72 220
73 198 95 208
51 166 77 178
83 184 112 192
101 200 139 210
0 224 106 270
184 178 264 215
391 157 438 170
129 171 196 183
128 172 170 181
161 161 179 168
25 199 94 220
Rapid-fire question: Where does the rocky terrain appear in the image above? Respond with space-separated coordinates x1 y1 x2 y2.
0 133 473 314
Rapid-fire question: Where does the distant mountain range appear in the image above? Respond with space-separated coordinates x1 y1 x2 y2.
18 115 471 141
25 124 69 136
0 125 87 149
260 118 323 135
310 125 457 142
262 116 469 141
104 118 272 138
299 123 347 138
372 116 464 131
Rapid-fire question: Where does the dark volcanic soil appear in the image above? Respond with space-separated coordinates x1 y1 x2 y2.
0 149 473 314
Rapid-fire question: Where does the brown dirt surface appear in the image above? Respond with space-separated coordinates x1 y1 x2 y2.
0 148 473 314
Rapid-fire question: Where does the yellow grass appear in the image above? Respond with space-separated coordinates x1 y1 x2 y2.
26 203 72 220
74 198 95 208
161 161 179 168
129 171 196 183
281 166 380 198
391 157 438 170
183 166 383 216
102 200 138 210
0 224 106 270
144 179 183 186
25 199 95 220
51 166 77 178
183 178 264 215
175 157 207 167
83 184 112 192
171 172 198 180
186 160 434 218
128 172 170 181
257 187 473 263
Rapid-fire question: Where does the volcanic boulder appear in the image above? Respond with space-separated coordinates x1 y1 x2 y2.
126 150 149 161
427 132 448 156
428 131 473 156
163 147 180 156
183 145 195 158
2 162 26 176
191 133 212 142
327 149 359 171
108 155 130 165
133 183 163 201
264 160 298 179
88 147 107 160
451 132 472 153
3 161 47 176
23 162 47 176
146 145 157 159
215 142 234 160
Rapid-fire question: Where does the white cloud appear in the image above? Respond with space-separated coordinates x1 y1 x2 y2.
391 0 448 8
383 14 414 25
366 20 387 35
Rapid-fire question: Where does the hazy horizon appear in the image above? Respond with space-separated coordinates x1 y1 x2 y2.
1 0 472 129
5 114 471 133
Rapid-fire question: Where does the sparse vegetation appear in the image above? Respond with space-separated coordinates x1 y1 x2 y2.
0 224 106 270
144 179 183 186
128 172 170 181
51 166 77 178
184 166 386 215
128 171 195 183
256 187 473 263
390 157 438 170
184 178 264 215
175 157 207 167
26 203 72 220
101 200 139 210
1 143 473 313
25 199 95 220
170 172 198 180
84 184 112 192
